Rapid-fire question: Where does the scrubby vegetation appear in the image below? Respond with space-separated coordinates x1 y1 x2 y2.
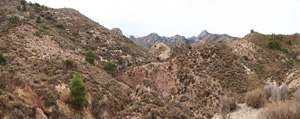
245 88 266 108
0 53 6 64
35 31 40 36
46 15 52 20
242 56 249 60
268 41 280 50
258 100 300 119
220 96 237 119
85 50 95 65
69 73 86 108
36 16 41 23
55 24 64 29
64 59 75 68
20 0 26 5
102 61 117 76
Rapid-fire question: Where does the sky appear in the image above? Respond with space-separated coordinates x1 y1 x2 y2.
29 0 300 38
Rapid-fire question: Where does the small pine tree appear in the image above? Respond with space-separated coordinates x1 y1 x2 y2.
102 61 117 76
36 16 41 23
85 50 95 65
69 73 86 108
22 5 27 11
0 53 6 64
20 0 26 5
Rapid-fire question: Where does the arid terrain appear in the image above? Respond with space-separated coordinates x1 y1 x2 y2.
1 0 300 119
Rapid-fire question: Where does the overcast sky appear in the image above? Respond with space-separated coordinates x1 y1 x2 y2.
29 0 300 38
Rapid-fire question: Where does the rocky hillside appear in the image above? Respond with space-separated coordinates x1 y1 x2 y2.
0 0 152 118
1 0 300 119
130 30 238 49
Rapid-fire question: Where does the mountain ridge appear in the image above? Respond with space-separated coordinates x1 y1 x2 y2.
130 30 238 49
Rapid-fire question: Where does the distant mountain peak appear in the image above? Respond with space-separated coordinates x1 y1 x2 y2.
198 30 210 37
150 32 159 36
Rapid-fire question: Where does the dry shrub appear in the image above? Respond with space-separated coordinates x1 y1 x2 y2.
280 85 288 101
245 88 266 108
220 96 237 119
258 100 300 119
264 85 272 100
271 85 281 102
295 88 300 101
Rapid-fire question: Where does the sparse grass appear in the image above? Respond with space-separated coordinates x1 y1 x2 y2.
245 88 266 108
258 100 300 119
220 96 238 119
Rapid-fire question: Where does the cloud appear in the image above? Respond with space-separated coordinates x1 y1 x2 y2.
29 0 300 37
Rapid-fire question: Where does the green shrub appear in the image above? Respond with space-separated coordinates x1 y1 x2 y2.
56 24 64 29
286 40 292 45
85 50 95 65
17 6 21 11
46 15 52 20
36 16 41 23
9 16 19 24
188 45 192 49
268 41 281 50
69 73 86 108
29 12 35 19
20 0 26 5
280 48 289 54
102 61 117 76
0 53 6 64
243 56 249 61
34 3 40 7
22 5 27 11
218 40 223 43
42 25 48 29
35 31 40 36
